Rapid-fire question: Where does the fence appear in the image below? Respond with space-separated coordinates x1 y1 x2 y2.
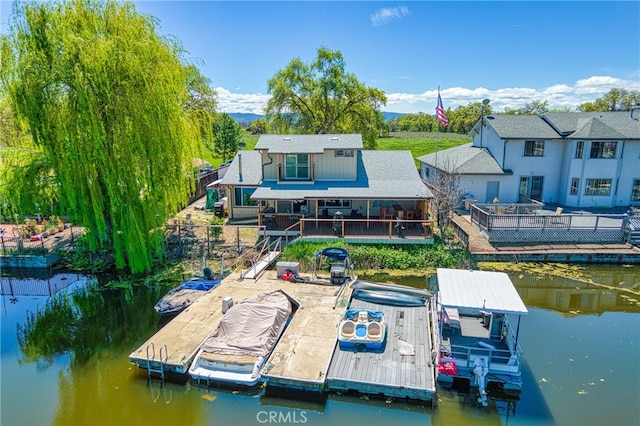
470 204 629 244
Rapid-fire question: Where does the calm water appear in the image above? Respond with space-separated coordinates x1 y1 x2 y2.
1 264 638 426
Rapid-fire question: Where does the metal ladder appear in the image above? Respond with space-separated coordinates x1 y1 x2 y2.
146 343 168 381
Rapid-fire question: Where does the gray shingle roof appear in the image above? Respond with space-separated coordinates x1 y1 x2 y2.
220 150 263 186
479 111 640 140
238 150 432 200
417 143 507 175
255 134 363 154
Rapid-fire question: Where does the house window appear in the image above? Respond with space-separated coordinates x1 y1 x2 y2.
285 154 310 179
575 141 584 158
524 140 544 157
234 187 258 206
632 180 640 202
585 179 612 196
335 149 354 157
318 199 351 208
590 141 617 159
570 178 579 195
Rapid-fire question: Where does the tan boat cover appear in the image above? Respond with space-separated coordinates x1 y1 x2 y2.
201 291 292 358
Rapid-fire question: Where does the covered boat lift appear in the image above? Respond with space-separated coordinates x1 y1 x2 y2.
433 268 528 405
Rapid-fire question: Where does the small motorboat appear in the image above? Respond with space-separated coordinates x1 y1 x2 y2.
338 309 386 350
154 268 224 316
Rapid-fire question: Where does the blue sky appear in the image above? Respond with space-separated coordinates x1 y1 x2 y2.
2 1 639 114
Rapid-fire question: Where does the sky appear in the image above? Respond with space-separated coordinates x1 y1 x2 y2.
1 1 639 114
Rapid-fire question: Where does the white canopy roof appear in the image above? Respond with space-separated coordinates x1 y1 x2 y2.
436 268 528 315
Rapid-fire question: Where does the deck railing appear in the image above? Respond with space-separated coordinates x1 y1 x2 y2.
272 217 435 242
470 204 628 244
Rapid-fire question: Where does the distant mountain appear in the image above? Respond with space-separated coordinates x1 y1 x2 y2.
228 111 404 125
228 113 263 124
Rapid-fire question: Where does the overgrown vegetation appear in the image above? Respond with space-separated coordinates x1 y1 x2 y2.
281 236 474 274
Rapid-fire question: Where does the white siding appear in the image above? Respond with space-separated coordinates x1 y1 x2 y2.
503 139 565 203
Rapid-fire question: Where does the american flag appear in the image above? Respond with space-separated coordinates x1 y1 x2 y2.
436 92 448 127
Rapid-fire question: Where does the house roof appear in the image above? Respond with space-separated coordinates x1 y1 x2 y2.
226 150 433 200
475 111 640 140
436 268 528 315
220 150 263 186
416 143 508 175
255 134 363 154
472 115 562 139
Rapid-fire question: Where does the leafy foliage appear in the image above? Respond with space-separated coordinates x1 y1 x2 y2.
212 113 242 162
1 0 213 273
281 241 466 272
578 88 640 112
265 47 387 149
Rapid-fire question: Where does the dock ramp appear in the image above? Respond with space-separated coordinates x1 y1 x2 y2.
240 237 282 280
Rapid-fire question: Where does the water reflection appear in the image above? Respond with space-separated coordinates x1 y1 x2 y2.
2 264 639 426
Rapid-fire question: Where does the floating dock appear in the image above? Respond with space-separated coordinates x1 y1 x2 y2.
129 270 437 402
325 299 437 401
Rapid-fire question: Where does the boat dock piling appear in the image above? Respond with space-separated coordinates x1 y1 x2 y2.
129 270 438 402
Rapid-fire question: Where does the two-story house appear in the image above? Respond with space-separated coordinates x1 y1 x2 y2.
418 110 640 208
221 134 434 239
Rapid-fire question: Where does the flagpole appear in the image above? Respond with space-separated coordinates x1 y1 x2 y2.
435 86 440 181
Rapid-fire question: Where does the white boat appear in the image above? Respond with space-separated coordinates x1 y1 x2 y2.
433 268 528 406
338 309 386 350
189 290 296 387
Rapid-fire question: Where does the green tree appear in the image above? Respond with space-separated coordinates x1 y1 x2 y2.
248 118 267 134
579 88 640 112
265 47 387 149
0 0 206 273
505 100 549 115
212 113 242 162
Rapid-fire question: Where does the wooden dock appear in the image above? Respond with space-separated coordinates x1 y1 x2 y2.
325 299 437 401
129 270 352 376
129 270 437 402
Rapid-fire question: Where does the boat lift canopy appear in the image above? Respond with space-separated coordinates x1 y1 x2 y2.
436 268 528 315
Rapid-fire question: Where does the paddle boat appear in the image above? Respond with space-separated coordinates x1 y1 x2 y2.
189 290 297 387
432 268 528 405
337 309 386 350
154 268 225 316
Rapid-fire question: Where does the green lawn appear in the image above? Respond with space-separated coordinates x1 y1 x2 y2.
205 130 471 168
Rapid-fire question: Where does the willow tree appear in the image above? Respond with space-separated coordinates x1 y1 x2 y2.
265 47 387 149
0 0 206 273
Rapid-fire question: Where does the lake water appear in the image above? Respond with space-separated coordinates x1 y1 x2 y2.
1 264 638 426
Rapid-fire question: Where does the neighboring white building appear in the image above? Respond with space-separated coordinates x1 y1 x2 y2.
418 110 640 208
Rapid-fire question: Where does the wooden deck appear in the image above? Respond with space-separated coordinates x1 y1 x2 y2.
325 299 437 401
264 217 435 244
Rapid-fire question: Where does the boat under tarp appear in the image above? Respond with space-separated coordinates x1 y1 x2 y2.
154 277 222 316
189 290 294 387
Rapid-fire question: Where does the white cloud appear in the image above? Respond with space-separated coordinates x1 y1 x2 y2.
370 6 410 27
214 76 640 115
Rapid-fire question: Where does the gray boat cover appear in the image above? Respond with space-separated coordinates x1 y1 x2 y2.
201 291 292 358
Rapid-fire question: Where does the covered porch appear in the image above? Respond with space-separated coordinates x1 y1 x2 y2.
257 198 434 243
